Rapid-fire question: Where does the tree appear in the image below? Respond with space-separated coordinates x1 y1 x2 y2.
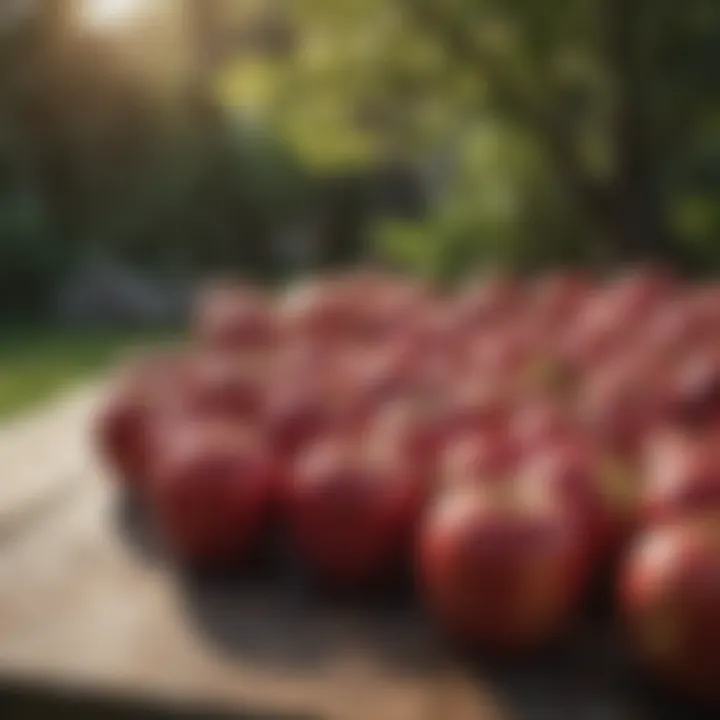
406 0 720 263
0 0 310 319
216 0 720 271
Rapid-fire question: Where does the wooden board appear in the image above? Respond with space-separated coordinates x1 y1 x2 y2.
0 386 714 719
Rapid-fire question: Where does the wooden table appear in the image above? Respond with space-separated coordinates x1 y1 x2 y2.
0 386 712 719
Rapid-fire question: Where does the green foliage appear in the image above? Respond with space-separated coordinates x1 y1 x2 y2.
2 0 720 321
229 0 720 273
375 120 591 281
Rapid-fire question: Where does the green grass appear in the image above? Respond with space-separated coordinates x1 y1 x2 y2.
0 326 180 420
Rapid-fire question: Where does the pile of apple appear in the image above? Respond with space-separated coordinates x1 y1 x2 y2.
95 268 720 701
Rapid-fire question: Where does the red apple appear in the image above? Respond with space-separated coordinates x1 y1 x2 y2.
559 301 621 373
604 266 676 325
530 271 592 332
183 353 264 423
405 298 460 357
348 274 432 342
465 326 535 387
193 282 274 351
94 351 192 492
149 421 276 566
559 269 671 373
419 482 587 651
440 427 518 489
363 399 440 535
506 335 578 400
365 390 441 461
340 341 418 412
641 430 720 526
277 277 353 343
639 294 703 363
441 375 513 443
454 273 523 331
285 432 422 587
619 518 720 700
509 399 580 459
262 338 346 455
376 277 432 333
670 349 720 430
96 385 156 491
578 351 676 459
519 439 638 563
687 283 720 341
263 382 333 463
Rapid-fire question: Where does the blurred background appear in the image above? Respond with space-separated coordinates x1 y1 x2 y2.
0 0 719 413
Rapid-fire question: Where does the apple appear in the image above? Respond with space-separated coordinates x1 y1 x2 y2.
440 427 517 489
405 298 460 356
285 431 423 588
95 384 156 492
376 277 433 333
340 341 418 413
262 337 344 451
149 421 276 566
559 269 672 373
418 482 587 651
670 350 720 430
277 277 353 344
441 373 513 444
519 439 638 563
363 399 440 534
491 320 577 399
193 282 274 352
578 351 676 459
348 273 432 343
687 283 720 341
183 353 264 423
263 381 333 464
641 430 720 526
368 397 440 471
454 273 523 331
639 294 703 363
342 338 456 431
530 270 592 332
509 398 581 459
94 351 192 492
604 266 676 325
619 518 720 700
465 326 535 387
559 300 621 373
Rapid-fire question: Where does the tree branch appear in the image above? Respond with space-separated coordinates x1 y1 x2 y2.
407 0 610 219
601 0 673 257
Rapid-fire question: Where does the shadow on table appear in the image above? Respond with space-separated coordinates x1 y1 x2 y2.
177 569 720 720
113 495 720 720
0 682 319 720
114 493 445 678
113 493 165 567
460 620 719 720
175 542 444 679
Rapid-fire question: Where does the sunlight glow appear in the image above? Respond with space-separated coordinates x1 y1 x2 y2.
81 0 144 30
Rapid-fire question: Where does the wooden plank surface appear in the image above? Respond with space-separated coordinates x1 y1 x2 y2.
0 386 711 720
